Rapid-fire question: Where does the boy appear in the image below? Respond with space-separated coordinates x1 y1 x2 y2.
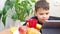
23 0 50 33
24 0 49 26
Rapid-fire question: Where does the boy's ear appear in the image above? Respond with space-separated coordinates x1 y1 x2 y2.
34 11 37 16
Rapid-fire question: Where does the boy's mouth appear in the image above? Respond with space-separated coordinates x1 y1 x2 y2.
42 18 46 20
42 18 48 20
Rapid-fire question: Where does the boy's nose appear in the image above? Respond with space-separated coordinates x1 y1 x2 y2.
43 14 47 18
43 15 46 17
43 15 46 19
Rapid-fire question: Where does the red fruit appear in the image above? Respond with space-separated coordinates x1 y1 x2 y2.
26 19 37 28
18 26 27 34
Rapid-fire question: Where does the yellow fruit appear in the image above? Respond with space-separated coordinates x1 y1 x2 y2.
36 24 42 29
10 27 17 34
27 28 40 34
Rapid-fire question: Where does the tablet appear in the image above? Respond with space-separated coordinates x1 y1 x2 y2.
42 20 60 29
41 20 60 34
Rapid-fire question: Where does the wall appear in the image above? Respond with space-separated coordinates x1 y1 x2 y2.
47 0 60 17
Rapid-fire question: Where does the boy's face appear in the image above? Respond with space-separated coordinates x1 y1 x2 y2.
35 8 49 23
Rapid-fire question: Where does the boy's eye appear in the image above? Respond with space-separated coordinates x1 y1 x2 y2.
46 13 49 15
39 13 44 15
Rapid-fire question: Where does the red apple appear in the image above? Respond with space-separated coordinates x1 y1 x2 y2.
18 26 27 34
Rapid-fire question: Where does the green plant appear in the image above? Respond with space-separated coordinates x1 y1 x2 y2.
0 0 36 26
12 0 36 21
0 0 15 26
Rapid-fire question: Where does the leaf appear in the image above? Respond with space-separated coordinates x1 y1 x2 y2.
0 10 2 19
12 13 18 21
2 15 7 26
2 0 14 15
2 6 10 15
31 0 36 3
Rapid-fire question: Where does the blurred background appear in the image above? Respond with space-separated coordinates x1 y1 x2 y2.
0 0 60 31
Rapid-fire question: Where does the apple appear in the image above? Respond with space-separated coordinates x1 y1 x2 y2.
18 26 27 34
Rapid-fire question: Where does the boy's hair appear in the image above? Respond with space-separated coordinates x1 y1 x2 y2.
35 0 49 11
